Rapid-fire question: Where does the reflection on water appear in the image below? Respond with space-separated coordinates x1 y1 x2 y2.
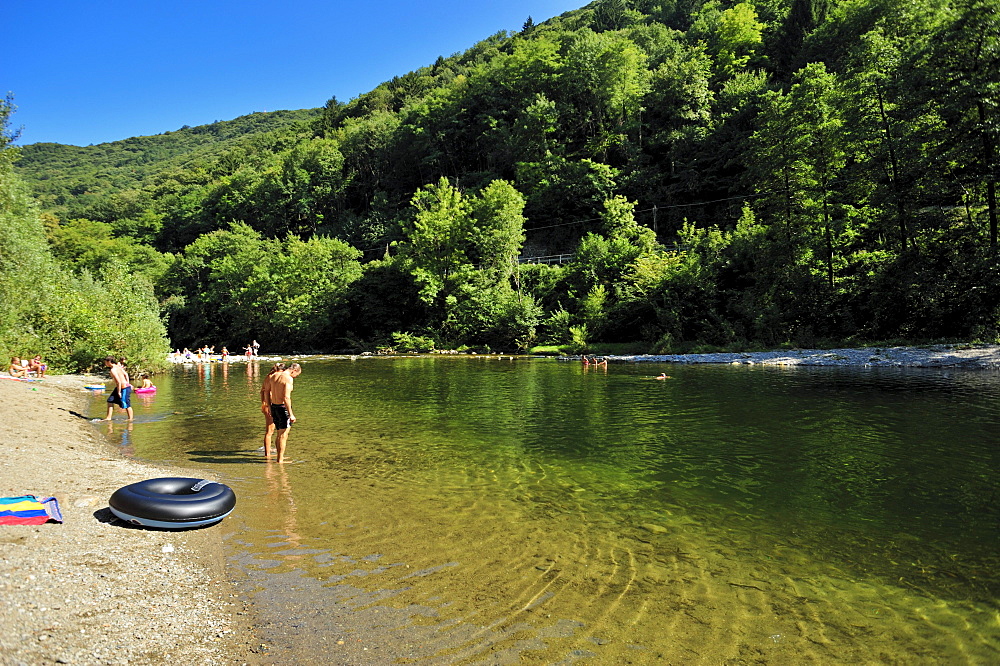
87 358 1000 664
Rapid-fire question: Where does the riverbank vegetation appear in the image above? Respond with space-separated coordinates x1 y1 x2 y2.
9 0 1000 358
0 97 168 372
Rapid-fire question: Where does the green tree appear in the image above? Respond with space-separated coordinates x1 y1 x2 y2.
401 177 474 309
715 2 765 76
468 180 527 283
253 235 362 347
908 0 1000 247
46 217 170 282
560 29 650 160
751 63 848 289
165 223 362 348
841 28 912 252
793 63 849 289
517 155 619 231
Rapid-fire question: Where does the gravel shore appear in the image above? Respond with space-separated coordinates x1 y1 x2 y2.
596 343 1000 369
0 375 257 666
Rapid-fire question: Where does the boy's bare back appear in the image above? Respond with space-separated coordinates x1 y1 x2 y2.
270 372 294 404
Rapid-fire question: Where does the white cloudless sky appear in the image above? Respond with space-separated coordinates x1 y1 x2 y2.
6 0 584 146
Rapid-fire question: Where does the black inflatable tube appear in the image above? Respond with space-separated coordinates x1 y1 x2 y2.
110 477 236 525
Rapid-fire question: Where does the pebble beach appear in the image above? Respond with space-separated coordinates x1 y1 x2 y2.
0 374 256 666
598 343 1000 369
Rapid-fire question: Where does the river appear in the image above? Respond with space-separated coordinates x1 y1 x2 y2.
87 356 999 664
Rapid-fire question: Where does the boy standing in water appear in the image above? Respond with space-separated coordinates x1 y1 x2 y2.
102 356 133 421
267 363 301 463
259 363 286 459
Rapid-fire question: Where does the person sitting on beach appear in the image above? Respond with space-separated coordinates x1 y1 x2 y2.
8 357 29 378
28 355 47 378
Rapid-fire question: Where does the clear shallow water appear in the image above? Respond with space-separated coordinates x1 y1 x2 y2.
87 358 1000 664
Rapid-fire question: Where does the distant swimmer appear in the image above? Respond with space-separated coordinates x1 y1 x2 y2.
656 373 671 380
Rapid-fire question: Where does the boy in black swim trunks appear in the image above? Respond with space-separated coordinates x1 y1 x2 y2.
266 363 301 463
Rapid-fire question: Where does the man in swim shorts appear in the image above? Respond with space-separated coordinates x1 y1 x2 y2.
266 363 301 463
260 363 286 459
102 356 133 421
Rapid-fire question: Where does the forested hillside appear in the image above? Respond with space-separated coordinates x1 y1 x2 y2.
17 109 320 221
11 0 1000 356
0 97 169 373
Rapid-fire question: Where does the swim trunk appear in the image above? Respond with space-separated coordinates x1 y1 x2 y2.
270 404 291 430
108 386 132 409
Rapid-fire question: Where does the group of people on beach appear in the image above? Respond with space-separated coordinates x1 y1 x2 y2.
259 362 302 463
7 355 47 379
173 345 229 360
171 339 261 361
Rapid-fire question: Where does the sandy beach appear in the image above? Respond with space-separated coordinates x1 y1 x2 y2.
0 374 257 666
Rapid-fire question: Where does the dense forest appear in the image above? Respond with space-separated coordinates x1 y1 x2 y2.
7 0 1000 365
0 96 168 372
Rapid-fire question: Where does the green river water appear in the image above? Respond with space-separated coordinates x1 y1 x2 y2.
87 357 999 664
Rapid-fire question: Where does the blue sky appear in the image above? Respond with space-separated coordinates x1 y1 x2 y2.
7 0 584 147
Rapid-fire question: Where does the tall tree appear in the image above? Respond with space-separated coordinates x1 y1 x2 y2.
792 62 848 288
909 0 1000 247
401 177 474 309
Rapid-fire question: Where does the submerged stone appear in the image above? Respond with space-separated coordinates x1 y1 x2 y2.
641 523 668 534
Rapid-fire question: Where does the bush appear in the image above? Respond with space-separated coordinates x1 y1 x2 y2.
390 331 437 352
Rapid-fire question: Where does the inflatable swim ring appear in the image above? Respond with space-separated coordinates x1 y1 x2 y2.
84 384 105 390
109 478 236 529
134 386 157 393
